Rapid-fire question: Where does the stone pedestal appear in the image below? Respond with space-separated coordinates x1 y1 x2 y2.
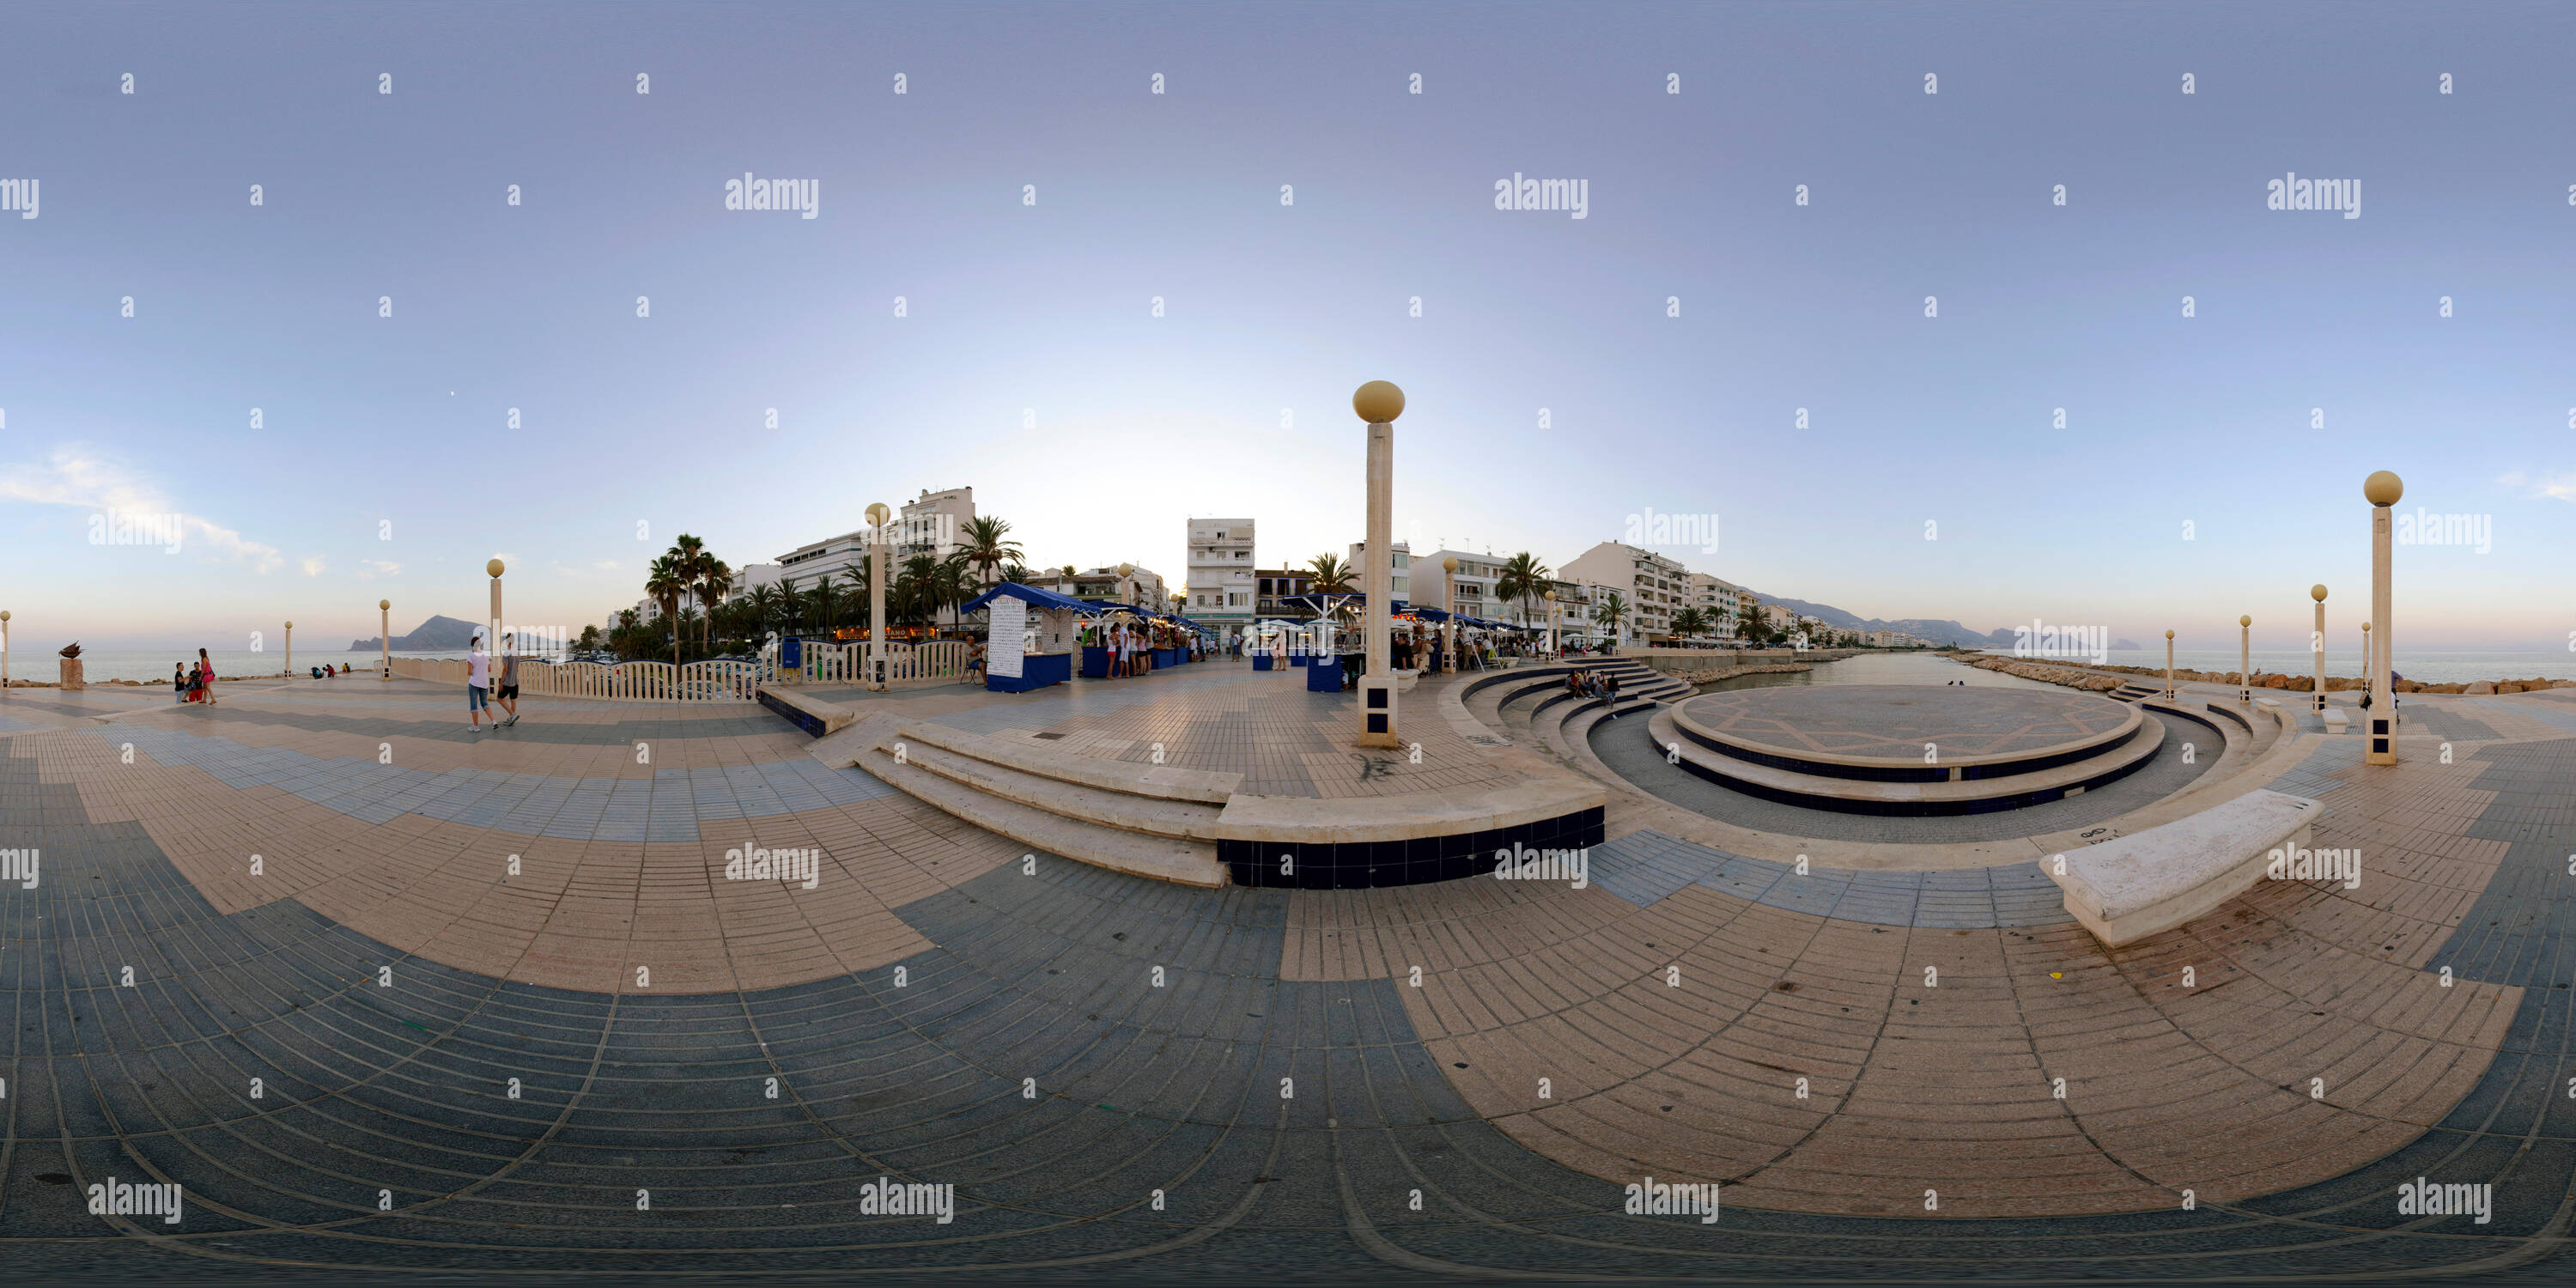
60 658 85 690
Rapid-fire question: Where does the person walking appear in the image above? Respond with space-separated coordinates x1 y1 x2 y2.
494 632 524 726
1604 667 1623 716
465 632 499 733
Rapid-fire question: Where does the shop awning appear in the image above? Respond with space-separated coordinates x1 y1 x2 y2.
962 582 1099 615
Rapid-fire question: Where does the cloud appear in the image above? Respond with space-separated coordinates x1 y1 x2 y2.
357 559 402 577
2500 469 2576 502
300 556 326 576
0 444 284 571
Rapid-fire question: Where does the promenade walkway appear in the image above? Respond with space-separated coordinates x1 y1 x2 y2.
1 664 2572 1279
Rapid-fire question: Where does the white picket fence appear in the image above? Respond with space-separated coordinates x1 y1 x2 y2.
764 640 971 686
390 656 757 702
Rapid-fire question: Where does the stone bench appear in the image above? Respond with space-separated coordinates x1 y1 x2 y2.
756 684 854 738
2321 706 2349 733
2046 787 2322 946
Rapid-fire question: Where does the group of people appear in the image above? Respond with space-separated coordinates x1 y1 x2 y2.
1092 619 1194 678
1564 665 1625 715
463 631 524 732
172 648 219 704
308 663 349 678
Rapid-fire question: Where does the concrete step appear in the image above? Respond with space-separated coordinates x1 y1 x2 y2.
892 721 1240 802
896 739 1228 841
856 745 1228 887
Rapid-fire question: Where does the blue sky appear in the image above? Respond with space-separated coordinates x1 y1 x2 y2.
3 1 2572 654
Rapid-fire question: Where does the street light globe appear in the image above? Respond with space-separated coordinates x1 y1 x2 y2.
2363 470 2404 506
286 620 294 629
1352 380 1406 423
2310 584 2328 602
2362 621 2372 632
2165 629 2175 640
1542 590 1555 602
865 501 890 527
380 599 391 611
2239 615 2251 627
487 558 505 578
1118 562 1134 577
1441 556 1458 573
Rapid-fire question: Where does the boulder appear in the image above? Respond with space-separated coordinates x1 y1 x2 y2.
2465 681 2495 696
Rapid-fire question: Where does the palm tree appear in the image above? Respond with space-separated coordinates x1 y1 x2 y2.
744 584 782 638
1592 592 1629 652
954 515 1024 593
1495 552 1551 629
1671 606 1710 644
806 574 840 636
645 556 689 667
1000 562 1032 586
696 558 732 653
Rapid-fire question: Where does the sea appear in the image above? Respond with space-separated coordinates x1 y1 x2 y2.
20 648 440 685
1975 647 2572 686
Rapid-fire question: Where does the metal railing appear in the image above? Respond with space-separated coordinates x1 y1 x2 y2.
389 656 757 702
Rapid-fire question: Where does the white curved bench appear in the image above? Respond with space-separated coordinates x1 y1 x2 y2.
2047 787 2322 946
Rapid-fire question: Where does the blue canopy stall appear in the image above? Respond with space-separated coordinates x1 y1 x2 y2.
961 582 1096 691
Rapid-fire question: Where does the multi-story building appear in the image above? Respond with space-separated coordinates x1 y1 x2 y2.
1683 572 1746 639
1413 550 1534 624
1028 565 1166 610
1345 540 1411 605
1255 568 1316 620
1560 542 1688 647
1186 518 1256 630
773 486 977 590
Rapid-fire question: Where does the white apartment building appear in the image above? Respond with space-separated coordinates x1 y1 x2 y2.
1186 518 1256 629
1683 572 1746 639
1413 550 1511 621
1027 565 1167 611
1560 542 1688 647
1346 539 1411 605
774 486 976 589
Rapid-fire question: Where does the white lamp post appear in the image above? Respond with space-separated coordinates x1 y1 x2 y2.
2310 585 2327 714
380 599 392 679
285 620 294 677
2238 615 2251 704
2 609 10 688
1441 556 1458 673
2365 471 2401 763
866 502 890 691
487 558 506 657
1354 380 1404 748
2163 629 2176 699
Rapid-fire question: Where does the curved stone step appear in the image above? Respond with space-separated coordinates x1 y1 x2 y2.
857 746 1227 887
1643 706 2166 814
896 739 1228 841
893 720 1239 802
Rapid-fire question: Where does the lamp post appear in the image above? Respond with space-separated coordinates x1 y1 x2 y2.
1 610 9 688
1543 589 1557 658
285 620 294 677
380 599 392 679
2310 585 2327 714
2163 629 2176 699
2363 471 2401 763
1441 556 1458 673
866 501 890 691
1354 380 1404 748
487 559 505 659
2238 615 2251 704
1119 562 1136 609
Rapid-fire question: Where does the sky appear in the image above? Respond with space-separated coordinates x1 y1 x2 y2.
3 1 2573 656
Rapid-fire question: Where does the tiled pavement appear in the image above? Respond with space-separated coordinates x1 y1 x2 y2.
4 675 2576 1279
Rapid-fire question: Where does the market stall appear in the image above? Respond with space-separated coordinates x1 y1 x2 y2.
963 582 1094 692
